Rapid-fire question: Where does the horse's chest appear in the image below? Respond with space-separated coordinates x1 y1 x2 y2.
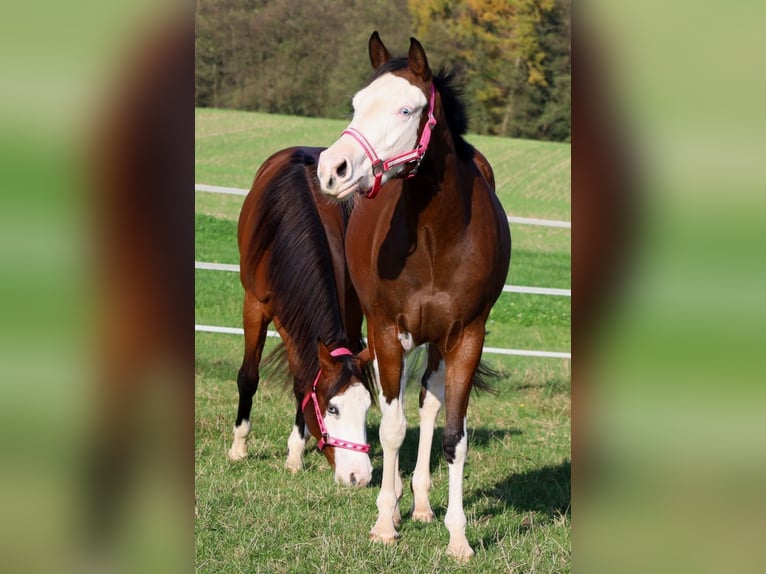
349 202 489 340
371 236 482 341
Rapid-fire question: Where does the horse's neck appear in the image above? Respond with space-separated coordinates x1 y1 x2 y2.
403 126 471 222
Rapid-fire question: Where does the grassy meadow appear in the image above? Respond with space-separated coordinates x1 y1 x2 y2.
195 108 571 572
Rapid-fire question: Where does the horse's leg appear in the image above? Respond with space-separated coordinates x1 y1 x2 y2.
285 401 309 472
411 344 444 522
441 325 486 561
369 332 407 544
228 292 270 461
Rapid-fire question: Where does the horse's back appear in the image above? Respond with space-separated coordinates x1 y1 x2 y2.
238 147 324 248
236 146 359 331
238 147 324 295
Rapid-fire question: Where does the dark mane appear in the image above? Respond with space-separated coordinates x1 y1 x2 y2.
244 151 348 388
327 354 376 406
368 58 475 161
433 68 475 161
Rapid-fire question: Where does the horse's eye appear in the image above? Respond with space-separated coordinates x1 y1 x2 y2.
327 404 339 416
399 107 412 117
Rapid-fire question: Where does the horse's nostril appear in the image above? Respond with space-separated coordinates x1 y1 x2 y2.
349 473 357 486
337 160 347 178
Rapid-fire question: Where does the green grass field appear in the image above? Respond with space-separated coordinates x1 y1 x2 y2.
195 108 571 572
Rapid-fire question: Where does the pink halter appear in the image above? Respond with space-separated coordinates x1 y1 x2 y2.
341 83 437 199
300 347 370 454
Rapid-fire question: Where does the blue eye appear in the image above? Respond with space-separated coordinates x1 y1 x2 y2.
327 405 339 416
399 107 412 117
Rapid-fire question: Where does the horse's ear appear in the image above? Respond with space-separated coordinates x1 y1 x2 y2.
317 340 334 372
369 31 392 70
408 37 432 82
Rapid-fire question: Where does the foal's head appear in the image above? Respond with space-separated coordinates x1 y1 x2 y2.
304 342 374 486
318 32 435 200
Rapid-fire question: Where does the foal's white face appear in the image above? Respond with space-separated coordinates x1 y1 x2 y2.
327 381 373 486
318 74 427 199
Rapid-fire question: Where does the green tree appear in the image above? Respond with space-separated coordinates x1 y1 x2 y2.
195 0 412 118
408 0 570 141
195 0 569 141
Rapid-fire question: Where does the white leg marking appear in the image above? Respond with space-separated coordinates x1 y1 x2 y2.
285 424 307 473
227 419 251 461
370 355 409 544
412 362 445 522
370 394 406 543
445 418 474 561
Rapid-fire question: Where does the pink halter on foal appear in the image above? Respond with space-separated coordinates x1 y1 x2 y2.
301 347 371 453
341 83 437 199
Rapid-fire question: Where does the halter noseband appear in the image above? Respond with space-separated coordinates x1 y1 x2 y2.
342 82 437 199
300 347 370 454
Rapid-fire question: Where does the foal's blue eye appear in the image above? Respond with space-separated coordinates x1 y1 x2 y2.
399 107 413 117
327 405 339 416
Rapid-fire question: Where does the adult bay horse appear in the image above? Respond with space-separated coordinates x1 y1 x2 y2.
317 33 511 559
229 146 375 487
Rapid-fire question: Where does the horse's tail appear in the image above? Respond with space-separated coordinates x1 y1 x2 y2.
410 344 499 395
259 341 291 392
472 359 500 396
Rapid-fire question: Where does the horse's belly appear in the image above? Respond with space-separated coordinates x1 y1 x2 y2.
381 288 479 348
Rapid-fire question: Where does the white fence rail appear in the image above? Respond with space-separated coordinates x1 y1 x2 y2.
195 184 571 359
194 261 570 297
193 324 571 360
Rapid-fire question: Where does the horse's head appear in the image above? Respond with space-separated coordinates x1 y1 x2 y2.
318 31 436 200
304 342 374 486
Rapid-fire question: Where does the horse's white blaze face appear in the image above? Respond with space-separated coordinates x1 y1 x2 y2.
326 381 373 486
318 74 427 199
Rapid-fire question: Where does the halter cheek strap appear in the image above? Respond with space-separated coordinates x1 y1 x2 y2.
300 347 371 454
342 82 437 199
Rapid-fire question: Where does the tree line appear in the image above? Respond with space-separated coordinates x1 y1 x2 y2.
196 0 570 141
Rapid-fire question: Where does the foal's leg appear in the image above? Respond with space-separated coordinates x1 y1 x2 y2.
369 336 408 544
228 293 269 461
441 328 485 561
285 404 309 472
411 346 445 522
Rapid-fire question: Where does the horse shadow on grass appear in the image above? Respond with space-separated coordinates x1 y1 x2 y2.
465 458 571 552
465 458 571 519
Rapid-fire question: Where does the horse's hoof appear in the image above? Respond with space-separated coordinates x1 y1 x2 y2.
446 543 475 562
284 460 302 474
227 447 247 461
369 528 399 545
411 508 435 523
